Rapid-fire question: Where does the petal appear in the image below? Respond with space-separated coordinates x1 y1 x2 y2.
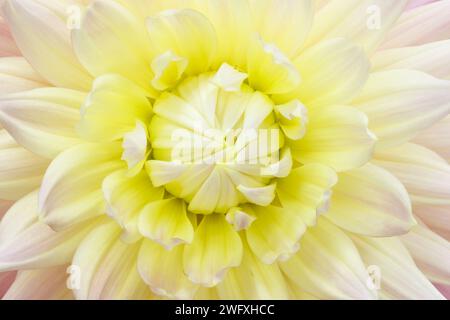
121 121 149 172
146 9 217 76
277 163 337 226
373 40 450 80
290 105 376 172
351 235 444 299
406 0 437 10
211 63 247 92
2 0 92 90
402 223 450 285
374 143 450 205
102 169 164 243
280 218 376 300
0 57 47 95
352 70 450 150
413 203 450 241
326 163 415 237
306 0 408 53
72 0 156 95
72 221 152 300
138 239 198 299
0 16 19 56
0 87 85 158
3 265 72 300
0 191 103 271
413 115 450 161
382 1 450 49
39 143 124 230
246 205 306 264
77 74 152 142
138 199 194 250
276 38 370 108
248 0 313 57
0 129 49 200
183 214 242 287
217 237 291 300
0 270 16 298
0 199 13 219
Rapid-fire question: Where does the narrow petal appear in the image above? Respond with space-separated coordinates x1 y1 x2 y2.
0 129 49 200
0 16 19 56
353 70 450 150
326 163 415 237
2 0 92 90
3 265 72 300
73 222 152 300
0 57 47 95
374 143 450 205
183 214 242 287
413 203 450 241
281 219 376 300
290 105 376 172
138 239 198 299
277 164 337 226
351 235 444 299
39 143 124 230
0 87 85 158
413 115 450 161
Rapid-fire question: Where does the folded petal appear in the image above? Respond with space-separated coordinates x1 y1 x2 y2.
73 221 152 300
0 57 47 95
290 105 376 172
246 205 306 264
138 239 198 299
351 235 444 299
0 87 85 158
0 129 49 200
402 223 450 285
183 214 242 287
277 163 337 226
3 265 72 300
306 0 408 53
382 1 450 49
2 0 92 90
77 74 152 142
39 143 124 230
326 163 415 237
72 0 155 95
281 218 376 300
353 70 450 150
413 115 450 161
0 191 103 271
374 143 450 205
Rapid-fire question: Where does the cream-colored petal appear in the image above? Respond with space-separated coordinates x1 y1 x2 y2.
382 1 450 49
402 223 450 285
0 87 85 159
183 214 242 287
248 0 313 57
102 169 164 243
326 163 415 237
72 0 156 96
0 191 103 272
2 0 92 90
246 205 306 264
0 130 49 200
78 74 152 142
121 121 148 173
276 38 370 107
353 70 450 150
290 105 376 172
212 63 247 92
274 100 308 141
413 115 450 161
0 16 19 57
0 57 47 95
138 239 198 299
3 265 72 300
151 51 188 91
374 143 450 205
237 184 276 207
0 270 16 298
72 222 153 300
277 164 337 226
373 40 450 80
351 235 444 299
39 143 124 230
306 0 408 53
146 9 217 76
413 203 450 242
281 218 376 300
138 198 194 250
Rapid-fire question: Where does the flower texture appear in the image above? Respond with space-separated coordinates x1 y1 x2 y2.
0 0 450 300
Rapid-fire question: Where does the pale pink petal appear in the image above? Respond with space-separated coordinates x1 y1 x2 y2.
0 270 16 298
413 203 450 241
413 115 450 161
406 0 438 10
0 16 19 56
0 57 48 95
0 199 13 220
434 283 450 299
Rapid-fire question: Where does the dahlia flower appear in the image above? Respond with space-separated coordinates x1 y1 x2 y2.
0 0 449 300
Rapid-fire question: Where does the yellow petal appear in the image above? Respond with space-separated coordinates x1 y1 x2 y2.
151 51 188 91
